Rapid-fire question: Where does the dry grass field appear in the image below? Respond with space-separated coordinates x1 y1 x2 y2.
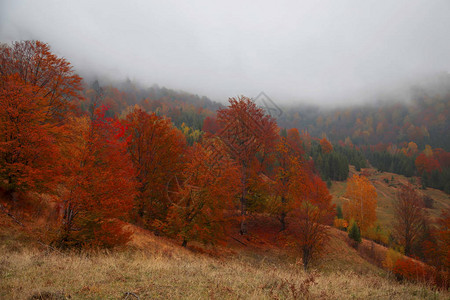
2 247 446 300
1 218 448 300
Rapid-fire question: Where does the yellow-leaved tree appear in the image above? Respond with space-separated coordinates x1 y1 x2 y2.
343 175 377 233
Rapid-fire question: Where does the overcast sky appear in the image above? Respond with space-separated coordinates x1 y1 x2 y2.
1 0 450 104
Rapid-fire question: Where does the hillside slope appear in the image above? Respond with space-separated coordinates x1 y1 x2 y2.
330 166 450 229
1 181 448 299
2 210 448 299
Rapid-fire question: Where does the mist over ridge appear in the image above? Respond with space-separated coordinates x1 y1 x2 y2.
2 0 450 105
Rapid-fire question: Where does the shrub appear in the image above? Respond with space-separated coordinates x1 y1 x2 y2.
348 220 361 245
58 214 132 249
365 224 389 245
333 218 348 231
391 257 449 288
393 257 432 284
383 248 403 271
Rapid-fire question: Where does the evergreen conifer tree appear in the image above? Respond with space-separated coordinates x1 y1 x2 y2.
348 220 361 244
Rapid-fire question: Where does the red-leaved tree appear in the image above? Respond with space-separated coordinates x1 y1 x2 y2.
320 137 333 154
57 107 137 248
216 96 278 234
270 132 306 231
423 208 450 286
289 175 335 270
163 139 239 247
125 108 186 227
0 41 83 120
0 75 58 194
0 41 82 197
393 184 426 256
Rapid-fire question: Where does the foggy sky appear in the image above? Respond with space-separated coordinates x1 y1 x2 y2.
1 0 450 105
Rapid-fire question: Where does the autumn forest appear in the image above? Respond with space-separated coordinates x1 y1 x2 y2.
1 40 449 298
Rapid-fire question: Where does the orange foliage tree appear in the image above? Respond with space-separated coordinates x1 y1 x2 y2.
57 107 137 248
270 131 307 231
289 175 335 270
343 175 377 233
124 108 186 226
0 41 82 196
393 184 426 256
0 75 58 194
202 116 220 134
0 41 82 120
402 142 418 157
286 128 305 156
163 139 239 247
415 153 440 174
216 96 278 234
320 137 333 154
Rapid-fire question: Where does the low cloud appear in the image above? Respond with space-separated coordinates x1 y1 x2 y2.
1 0 450 104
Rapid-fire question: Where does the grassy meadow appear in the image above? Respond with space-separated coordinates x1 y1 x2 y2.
1 219 448 299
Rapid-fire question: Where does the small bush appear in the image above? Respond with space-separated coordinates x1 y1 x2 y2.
383 248 403 271
392 257 449 289
365 224 389 246
333 218 348 231
57 216 131 250
393 258 431 283
348 220 361 246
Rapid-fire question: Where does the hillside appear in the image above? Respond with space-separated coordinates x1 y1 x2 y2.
1 209 448 299
277 79 450 151
329 165 450 229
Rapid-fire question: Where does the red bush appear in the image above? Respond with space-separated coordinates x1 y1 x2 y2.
393 257 448 288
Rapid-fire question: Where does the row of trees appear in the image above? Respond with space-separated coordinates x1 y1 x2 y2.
309 139 367 183
312 147 349 182
0 41 335 269
415 148 450 193
39 55 448 195
278 84 450 150
365 150 415 177
3 40 445 275
363 144 450 193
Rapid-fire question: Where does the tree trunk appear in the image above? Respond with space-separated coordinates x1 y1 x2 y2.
240 195 247 235
303 248 310 271
280 196 287 231
404 228 411 256
280 211 286 231
60 203 74 248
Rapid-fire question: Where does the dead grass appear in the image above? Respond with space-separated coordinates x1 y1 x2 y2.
1 182 448 299
320 227 386 275
1 219 447 300
1 244 447 300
